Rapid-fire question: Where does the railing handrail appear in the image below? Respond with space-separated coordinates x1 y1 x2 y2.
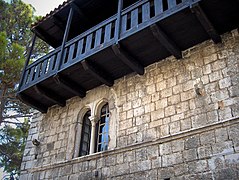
122 0 149 15
25 48 61 70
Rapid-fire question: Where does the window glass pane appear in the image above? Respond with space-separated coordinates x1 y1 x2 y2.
79 110 91 157
96 104 110 152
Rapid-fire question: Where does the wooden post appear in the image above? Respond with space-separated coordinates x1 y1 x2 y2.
115 0 124 43
18 33 36 91
57 7 74 71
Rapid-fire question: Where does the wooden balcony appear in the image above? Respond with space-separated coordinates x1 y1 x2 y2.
17 0 239 112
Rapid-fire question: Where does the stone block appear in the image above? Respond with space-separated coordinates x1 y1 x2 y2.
161 88 173 98
212 141 234 155
173 84 182 95
183 149 198 162
152 157 162 169
134 106 145 117
172 139 184 153
185 135 200 149
188 160 209 173
198 145 212 159
165 105 176 117
113 163 130 176
162 152 183 167
219 77 232 89
168 94 180 105
181 89 195 101
176 101 189 114
169 121 180 134
151 109 164 121
209 71 223 82
200 130 216 145
215 127 229 143
124 150 135 163
160 142 172 155
181 118 192 131
145 103 155 113
146 84 156 94
160 124 170 137
129 160 151 173
155 98 168 109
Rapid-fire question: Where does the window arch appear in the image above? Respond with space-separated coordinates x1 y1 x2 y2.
79 110 91 156
96 103 110 152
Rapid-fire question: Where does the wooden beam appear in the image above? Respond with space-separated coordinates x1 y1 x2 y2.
115 0 124 42
57 8 74 71
18 33 36 91
112 44 144 75
191 3 221 44
71 3 89 22
34 85 66 107
150 24 182 59
54 74 86 98
81 60 114 87
17 93 47 113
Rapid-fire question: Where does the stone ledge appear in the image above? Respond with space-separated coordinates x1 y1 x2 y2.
28 116 239 173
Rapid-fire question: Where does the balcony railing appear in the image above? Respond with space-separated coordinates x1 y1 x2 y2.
19 0 194 92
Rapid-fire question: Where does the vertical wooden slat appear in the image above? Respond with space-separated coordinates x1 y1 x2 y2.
62 48 67 64
29 66 36 82
167 0 176 9
142 2 150 22
48 55 56 73
53 52 61 72
104 23 112 43
35 63 42 80
85 34 93 52
131 8 138 28
121 15 127 34
94 28 102 47
67 44 75 62
154 0 163 15
22 69 30 85
41 59 48 75
76 39 84 57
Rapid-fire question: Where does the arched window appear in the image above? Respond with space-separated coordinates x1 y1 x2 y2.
79 110 91 156
96 103 110 152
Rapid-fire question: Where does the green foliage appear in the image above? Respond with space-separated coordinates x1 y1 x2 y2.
0 119 30 176
0 0 50 124
0 0 49 177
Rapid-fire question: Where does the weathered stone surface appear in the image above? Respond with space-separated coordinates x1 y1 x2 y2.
20 30 239 180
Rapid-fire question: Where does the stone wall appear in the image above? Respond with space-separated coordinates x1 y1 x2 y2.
20 29 239 179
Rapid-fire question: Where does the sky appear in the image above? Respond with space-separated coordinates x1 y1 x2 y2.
21 0 66 16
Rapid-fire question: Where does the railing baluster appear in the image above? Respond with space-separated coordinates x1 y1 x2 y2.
121 15 127 34
41 59 48 75
76 39 84 58
22 69 30 86
35 63 42 80
85 34 93 52
67 43 75 62
131 8 139 28
94 28 102 47
104 23 112 43
155 0 163 15
142 2 150 22
167 0 176 9
48 55 56 73
29 67 36 82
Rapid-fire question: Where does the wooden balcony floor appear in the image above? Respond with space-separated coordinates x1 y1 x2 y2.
18 0 239 112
